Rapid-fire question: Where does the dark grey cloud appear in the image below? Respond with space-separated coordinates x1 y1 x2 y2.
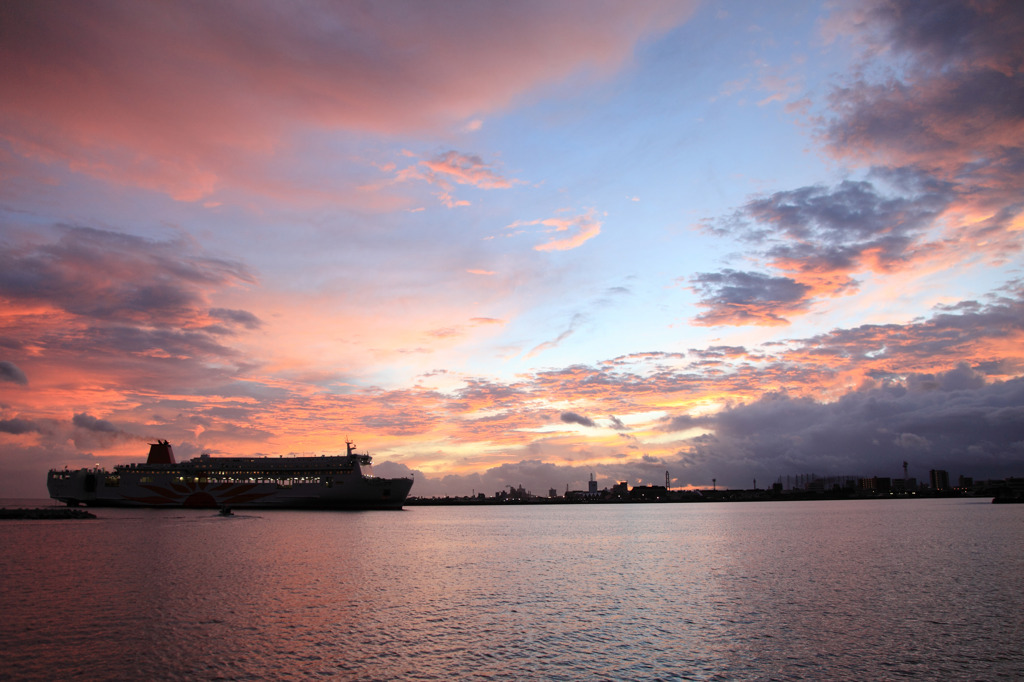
744 177 945 245
0 336 25 350
402 449 708 498
862 0 1024 70
69 413 149 451
690 269 811 326
749 175 950 272
0 442 102 498
826 68 1021 153
700 170 956 318
841 0 1023 114
785 283 1024 371
0 225 264 394
480 460 587 495
0 417 38 434
0 361 28 385
561 411 596 427
73 413 118 433
824 0 1024 232
660 414 709 432
209 308 263 330
399 457 674 499
69 325 241 363
0 225 254 327
676 365 1024 486
0 413 147 493
905 363 985 392
695 1 1023 330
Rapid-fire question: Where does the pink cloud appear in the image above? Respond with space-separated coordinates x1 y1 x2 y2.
438 192 472 208
0 1 696 201
520 210 603 252
420 151 517 190
386 149 518 207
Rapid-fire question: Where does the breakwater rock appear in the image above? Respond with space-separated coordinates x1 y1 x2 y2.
0 507 97 520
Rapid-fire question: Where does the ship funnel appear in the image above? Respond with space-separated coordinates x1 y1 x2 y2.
147 440 176 464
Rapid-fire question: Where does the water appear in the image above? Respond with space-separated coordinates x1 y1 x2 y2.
2 498 1021 680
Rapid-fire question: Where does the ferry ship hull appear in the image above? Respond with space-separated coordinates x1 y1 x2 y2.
47 441 414 510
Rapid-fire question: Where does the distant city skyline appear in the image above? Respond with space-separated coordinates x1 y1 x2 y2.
2 0 1023 498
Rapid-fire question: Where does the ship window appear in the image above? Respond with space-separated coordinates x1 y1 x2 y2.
104 476 120 487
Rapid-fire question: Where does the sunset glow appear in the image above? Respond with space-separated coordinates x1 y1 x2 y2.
2 0 1022 498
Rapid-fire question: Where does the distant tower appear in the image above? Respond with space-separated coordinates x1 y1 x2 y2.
665 470 670 489
903 461 909 480
712 478 716 491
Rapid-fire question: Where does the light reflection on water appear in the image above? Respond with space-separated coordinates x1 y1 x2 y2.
2 499 1021 680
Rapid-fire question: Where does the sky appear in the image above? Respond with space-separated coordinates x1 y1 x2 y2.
2 0 1023 499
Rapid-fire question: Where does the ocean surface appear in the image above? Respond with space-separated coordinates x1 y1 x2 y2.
1 497 1021 680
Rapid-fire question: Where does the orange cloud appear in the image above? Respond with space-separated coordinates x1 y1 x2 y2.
5 283 1024 497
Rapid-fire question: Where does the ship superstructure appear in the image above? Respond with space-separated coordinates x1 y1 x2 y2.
48 440 413 510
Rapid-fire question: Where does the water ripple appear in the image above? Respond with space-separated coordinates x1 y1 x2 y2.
2 499 1022 680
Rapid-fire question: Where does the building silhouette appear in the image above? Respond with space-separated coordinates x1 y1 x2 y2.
930 469 950 492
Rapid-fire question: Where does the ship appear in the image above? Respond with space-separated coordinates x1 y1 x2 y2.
47 440 413 510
